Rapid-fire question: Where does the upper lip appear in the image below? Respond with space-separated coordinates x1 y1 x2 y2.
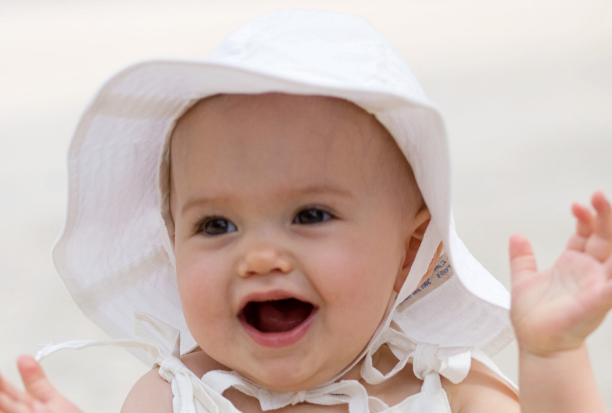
238 289 315 314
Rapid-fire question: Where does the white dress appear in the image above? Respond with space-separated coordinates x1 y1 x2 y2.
36 312 516 413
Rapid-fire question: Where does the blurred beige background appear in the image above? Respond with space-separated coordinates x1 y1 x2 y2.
1 0 611 411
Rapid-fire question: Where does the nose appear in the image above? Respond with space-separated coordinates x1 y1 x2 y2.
237 244 294 278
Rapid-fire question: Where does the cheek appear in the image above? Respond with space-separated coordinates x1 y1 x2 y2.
307 232 400 325
175 247 232 329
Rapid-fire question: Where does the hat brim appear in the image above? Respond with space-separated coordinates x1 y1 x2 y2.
53 59 513 365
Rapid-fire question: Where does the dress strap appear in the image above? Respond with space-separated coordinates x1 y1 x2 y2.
409 373 452 413
35 312 239 413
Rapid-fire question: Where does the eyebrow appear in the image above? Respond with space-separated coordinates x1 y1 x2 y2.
180 185 354 215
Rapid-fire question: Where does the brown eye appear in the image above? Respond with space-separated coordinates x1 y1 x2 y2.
293 208 333 225
200 217 237 236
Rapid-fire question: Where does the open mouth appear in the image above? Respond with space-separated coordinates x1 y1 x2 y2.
241 298 315 333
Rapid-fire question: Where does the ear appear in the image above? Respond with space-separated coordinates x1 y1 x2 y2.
393 208 443 293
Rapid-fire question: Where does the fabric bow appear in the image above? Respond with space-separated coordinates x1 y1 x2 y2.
360 326 517 392
201 370 390 413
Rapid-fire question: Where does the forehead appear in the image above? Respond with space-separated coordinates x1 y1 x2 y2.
170 93 407 201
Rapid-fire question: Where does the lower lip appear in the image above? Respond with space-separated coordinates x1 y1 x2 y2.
239 308 318 348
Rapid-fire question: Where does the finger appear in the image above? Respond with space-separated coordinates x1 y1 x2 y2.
0 393 31 413
567 203 594 251
585 192 612 261
0 374 34 406
16 357 56 403
592 191 612 240
566 234 587 252
509 234 538 288
572 202 594 235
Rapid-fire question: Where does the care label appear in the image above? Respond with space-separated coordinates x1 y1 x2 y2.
396 253 454 312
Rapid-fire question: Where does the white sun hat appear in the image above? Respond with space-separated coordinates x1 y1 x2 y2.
51 8 514 371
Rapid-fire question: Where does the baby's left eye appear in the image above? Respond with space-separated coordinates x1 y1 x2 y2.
293 208 333 225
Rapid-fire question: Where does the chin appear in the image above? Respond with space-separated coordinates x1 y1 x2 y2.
238 359 332 392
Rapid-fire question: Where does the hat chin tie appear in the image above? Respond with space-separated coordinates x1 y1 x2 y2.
356 220 442 384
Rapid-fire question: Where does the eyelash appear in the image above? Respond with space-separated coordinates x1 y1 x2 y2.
194 207 336 236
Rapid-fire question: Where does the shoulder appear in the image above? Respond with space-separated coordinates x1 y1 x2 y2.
120 350 223 413
442 359 520 413
120 366 173 413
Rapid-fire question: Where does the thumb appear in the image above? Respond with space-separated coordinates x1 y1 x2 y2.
17 355 58 402
509 233 538 288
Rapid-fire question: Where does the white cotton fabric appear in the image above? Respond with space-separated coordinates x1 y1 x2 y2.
37 313 514 413
45 8 517 413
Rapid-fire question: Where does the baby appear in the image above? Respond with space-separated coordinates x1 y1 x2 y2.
0 9 611 413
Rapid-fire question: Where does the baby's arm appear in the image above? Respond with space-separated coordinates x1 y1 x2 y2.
508 191 611 413
452 191 611 413
517 345 603 412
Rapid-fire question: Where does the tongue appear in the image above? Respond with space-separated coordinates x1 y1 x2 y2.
251 299 313 333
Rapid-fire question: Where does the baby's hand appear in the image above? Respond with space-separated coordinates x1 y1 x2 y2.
0 356 83 413
509 191 612 356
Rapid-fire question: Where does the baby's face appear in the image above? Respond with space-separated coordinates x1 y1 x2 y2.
170 93 426 391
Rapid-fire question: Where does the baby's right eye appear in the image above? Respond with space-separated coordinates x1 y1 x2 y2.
199 217 237 236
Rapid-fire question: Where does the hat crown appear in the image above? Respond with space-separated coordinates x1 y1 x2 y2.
53 9 513 366
207 10 429 104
